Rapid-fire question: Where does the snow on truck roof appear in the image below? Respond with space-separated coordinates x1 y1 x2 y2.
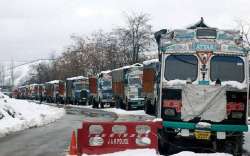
143 59 159 65
66 76 88 81
112 63 143 72
47 80 61 84
100 70 112 74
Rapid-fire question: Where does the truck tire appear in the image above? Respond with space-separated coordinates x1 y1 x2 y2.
145 100 154 115
125 97 130 110
216 132 244 156
101 102 104 109
157 128 174 155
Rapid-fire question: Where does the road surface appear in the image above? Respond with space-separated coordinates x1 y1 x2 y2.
0 106 118 156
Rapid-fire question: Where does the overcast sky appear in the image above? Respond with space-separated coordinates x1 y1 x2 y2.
0 0 249 62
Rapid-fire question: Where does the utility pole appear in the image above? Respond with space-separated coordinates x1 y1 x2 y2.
10 59 14 88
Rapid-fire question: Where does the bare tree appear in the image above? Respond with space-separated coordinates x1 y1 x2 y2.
117 12 153 64
0 64 5 86
28 12 153 83
236 20 250 47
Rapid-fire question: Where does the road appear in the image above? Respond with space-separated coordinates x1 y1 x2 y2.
0 106 118 156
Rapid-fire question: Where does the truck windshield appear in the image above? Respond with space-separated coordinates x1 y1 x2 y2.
165 55 198 81
129 77 141 86
210 56 244 82
75 84 84 90
102 80 111 87
99 80 111 90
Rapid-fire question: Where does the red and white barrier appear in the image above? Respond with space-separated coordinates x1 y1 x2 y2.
75 121 162 155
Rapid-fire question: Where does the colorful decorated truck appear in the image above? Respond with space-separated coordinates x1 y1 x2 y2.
45 80 65 103
154 18 249 155
112 63 144 110
97 70 114 108
66 76 89 105
72 77 89 105
90 70 114 108
29 84 39 100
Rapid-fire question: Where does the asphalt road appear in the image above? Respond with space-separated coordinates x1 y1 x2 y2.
0 106 118 156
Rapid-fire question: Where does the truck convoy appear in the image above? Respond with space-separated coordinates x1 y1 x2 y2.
153 18 249 155
12 18 248 155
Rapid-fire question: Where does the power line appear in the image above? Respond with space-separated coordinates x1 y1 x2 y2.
6 58 55 71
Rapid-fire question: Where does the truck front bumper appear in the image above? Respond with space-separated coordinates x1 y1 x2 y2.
128 98 144 109
163 121 248 132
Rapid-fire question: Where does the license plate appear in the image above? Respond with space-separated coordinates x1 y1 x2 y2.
194 130 211 140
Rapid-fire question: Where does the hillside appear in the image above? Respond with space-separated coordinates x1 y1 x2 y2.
4 59 51 86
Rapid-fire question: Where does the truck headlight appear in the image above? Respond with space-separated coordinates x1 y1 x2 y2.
89 137 104 146
164 108 175 116
231 112 243 119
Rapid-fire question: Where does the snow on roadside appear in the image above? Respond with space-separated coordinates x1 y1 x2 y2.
243 125 250 153
100 108 146 115
0 92 65 137
81 149 231 156
171 151 231 156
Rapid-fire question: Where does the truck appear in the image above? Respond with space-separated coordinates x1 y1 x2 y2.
153 18 249 155
38 84 45 102
66 76 89 105
112 63 144 110
90 70 114 108
97 70 114 108
142 59 160 115
29 84 39 100
46 80 65 103
72 77 89 105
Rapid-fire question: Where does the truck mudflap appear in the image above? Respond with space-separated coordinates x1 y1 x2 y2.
74 121 162 155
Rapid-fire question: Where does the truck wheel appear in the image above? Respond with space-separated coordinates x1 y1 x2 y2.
157 129 174 155
101 102 104 109
144 100 151 114
125 102 130 110
125 97 130 110
217 132 244 156
145 100 154 115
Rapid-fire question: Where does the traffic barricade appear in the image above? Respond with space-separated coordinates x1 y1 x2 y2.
77 120 162 155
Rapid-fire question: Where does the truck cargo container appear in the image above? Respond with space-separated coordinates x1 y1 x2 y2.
142 59 160 115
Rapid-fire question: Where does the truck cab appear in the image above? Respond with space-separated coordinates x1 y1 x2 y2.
155 19 249 155
73 77 89 105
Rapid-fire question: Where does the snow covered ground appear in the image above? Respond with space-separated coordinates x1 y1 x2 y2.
81 149 232 156
0 92 65 137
